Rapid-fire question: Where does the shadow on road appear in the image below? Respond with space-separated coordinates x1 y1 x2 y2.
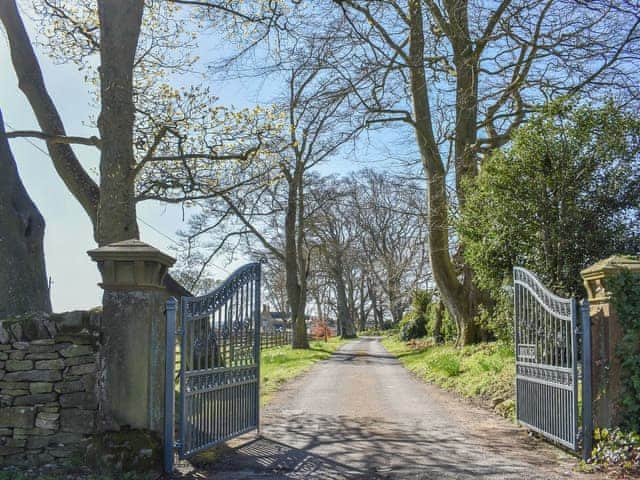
184 413 553 479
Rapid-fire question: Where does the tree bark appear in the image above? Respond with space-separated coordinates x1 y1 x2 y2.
285 172 309 349
332 261 356 339
408 0 482 344
0 0 99 230
96 0 143 245
0 109 51 318
433 300 444 344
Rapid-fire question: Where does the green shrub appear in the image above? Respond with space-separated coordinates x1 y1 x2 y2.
399 290 432 341
399 311 427 341
609 269 640 431
475 285 513 344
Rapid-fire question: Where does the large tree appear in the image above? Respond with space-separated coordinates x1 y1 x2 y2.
0 109 51 318
176 34 362 348
329 0 640 343
0 0 268 305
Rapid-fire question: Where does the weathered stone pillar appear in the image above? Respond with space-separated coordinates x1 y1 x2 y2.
581 255 640 429
88 240 175 433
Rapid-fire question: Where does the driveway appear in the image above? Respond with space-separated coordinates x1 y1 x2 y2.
196 337 594 479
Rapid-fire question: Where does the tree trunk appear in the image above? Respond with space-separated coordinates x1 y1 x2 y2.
408 0 482 344
433 300 444 344
332 263 356 339
96 0 143 245
285 173 309 349
0 109 51 317
0 0 99 230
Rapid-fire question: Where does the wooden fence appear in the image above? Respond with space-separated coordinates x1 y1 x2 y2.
261 330 292 349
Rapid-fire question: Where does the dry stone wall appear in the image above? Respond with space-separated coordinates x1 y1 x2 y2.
0 310 101 466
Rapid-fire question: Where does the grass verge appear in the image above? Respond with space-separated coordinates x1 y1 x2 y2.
260 337 347 405
381 336 516 419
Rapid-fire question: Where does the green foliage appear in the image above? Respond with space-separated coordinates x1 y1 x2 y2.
398 290 432 341
459 100 640 299
426 302 457 342
609 269 640 431
475 285 513 344
590 428 640 472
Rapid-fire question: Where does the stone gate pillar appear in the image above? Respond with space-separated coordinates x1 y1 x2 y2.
88 239 175 433
581 255 640 429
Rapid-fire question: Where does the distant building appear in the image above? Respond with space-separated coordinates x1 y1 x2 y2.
260 304 289 332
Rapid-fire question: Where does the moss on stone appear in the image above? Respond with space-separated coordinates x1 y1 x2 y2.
84 428 162 474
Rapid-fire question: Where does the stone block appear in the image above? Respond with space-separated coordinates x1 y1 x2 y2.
54 380 84 394
9 324 23 342
8 351 26 361
58 344 94 358
0 353 7 361
25 353 59 360
49 448 72 458
29 383 53 394
63 355 96 367
5 359 32 371
2 389 29 396
60 409 96 434
0 322 9 344
0 428 11 436
0 395 12 407
12 342 29 350
35 412 59 430
68 363 96 376
0 407 35 428
4 370 62 382
27 344 56 354
39 406 60 413
0 381 30 390
59 392 97 409
35 359 64 370
13 393 57 406
0 446 23 456
31 339 54 345
54 334 94 345
4 437 26 448
13 427 55 437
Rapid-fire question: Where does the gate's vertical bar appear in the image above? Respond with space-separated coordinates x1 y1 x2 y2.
180 298 188 457
164 297 177 473
254 263 262 434
581 299 593 460
513 273 519 424
570 297 579 450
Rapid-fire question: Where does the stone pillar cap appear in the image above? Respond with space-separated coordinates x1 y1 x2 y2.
581 255 640 279
88 239 175 266
87 239 176 290
581 255 640 303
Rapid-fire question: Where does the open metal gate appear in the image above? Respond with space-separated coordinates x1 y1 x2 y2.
164 263 261 473
514 267 592 457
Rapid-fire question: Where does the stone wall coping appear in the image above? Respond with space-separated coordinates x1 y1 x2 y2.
87 239 175 267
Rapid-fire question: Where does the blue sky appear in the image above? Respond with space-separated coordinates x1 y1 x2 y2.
0 10 412 312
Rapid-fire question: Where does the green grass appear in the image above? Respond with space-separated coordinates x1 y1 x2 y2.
382 336 516 419
260 337 347 404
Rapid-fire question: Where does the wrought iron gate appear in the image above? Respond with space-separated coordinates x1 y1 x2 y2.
164 263 261 472
513 267 592 457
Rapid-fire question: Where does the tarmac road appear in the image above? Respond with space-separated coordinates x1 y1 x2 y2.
203 337 595 479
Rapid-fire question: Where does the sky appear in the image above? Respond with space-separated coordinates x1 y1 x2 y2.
0 5 411 312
